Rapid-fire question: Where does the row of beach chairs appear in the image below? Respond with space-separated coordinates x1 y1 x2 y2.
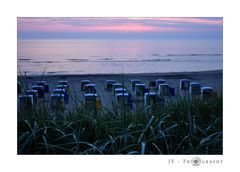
106 78 215 107
179 79 214 98
18 81 49 109
18 77 215 110
18 80 69 110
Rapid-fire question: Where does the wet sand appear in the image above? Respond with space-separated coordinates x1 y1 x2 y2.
17 70 223 111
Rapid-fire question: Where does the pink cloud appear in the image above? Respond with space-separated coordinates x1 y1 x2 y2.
18 18 185 33
128 17 223 25
18 17 221 34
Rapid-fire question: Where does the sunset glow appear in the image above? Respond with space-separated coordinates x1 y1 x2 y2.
17 17 223 39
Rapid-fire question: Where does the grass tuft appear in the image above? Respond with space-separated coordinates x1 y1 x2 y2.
18 83 222 154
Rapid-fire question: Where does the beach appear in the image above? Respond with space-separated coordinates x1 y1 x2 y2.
17 70 223 111
16 18 223 155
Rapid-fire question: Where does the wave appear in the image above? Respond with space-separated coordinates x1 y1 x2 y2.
97 57 113 61
32 60 59 64
142 58 171 62
47 71 68 74
93 59 172 62
19 53 222 65
68 58 89 62
18 58 31 61
152 53 222 57
152 53 165 57
167 53 222 57
31 58 211 63
65 57 172 63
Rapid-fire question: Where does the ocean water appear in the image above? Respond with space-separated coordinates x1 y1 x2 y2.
17 39 223 75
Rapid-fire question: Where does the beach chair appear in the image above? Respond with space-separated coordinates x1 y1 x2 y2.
131 79 141 91
56 84 68 90
114 88 127 95
144 92 157 107
53 88 66 95
135 83 145 97
158 83 170 96
58 80 69 88
156 79 166 91
17 82 21 94
36 81 49 93
149 81 157 92
53 88 68 104
201 86 214 99
32 85 44 98
19 95 33 110
115 93 129 107
81 80 90 91
189 82 201 95
26 90 38 105
85 84 97 94
84 93 97 109
180 79 190 90
56 85 69 103
113 83 123 93
51 93 64 111
106 80 116 91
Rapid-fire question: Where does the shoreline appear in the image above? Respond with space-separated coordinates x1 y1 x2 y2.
18 69 223 79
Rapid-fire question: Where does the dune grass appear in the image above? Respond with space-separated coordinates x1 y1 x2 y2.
17 93 222 154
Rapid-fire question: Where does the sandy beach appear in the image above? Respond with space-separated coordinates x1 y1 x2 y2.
17 70 223 111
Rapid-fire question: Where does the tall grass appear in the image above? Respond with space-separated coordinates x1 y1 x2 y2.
17 94 222 154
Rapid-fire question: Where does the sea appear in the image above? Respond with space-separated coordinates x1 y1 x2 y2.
17 39 223 76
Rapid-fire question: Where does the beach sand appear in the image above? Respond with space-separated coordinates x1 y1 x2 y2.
17 70 223 111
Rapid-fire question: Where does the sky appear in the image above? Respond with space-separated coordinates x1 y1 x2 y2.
17 17 223 39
